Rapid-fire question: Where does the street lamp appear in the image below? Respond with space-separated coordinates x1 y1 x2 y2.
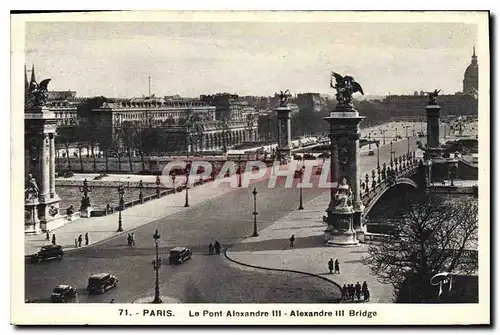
156 175 161 198
238 154 243 188
152 229 162 304
390 141 395 164
171 173 176 193
184 162 191 207
117 185 125 232
138 179 144 203
298 165 305 210
376 141 380 168
252 188 259 237
368 132 372 150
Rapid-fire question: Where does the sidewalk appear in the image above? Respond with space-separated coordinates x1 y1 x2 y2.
25 167 274 255
225 191 394 303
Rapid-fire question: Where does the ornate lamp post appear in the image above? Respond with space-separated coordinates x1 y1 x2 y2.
390 141 395 164
117 185 125 232
151 229 162 304
298 164 305 210
171 173 176 193
237 154 243 188
78 178 92 212
184 162 191 207
138 180 144 203
155 175 161 198
252 188 259 237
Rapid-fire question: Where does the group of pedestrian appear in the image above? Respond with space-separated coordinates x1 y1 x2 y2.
327 258 340 274
74 233 89 248
342 281 370 302
208 240 221 255
127 233 135 247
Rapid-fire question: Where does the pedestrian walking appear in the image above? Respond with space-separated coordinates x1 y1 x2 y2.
289 234 295 248
85 232 89 246
328 258 334 274
130 233 135 246
52 234 56 245
127 234 132 246
355 281 362 301
342 284 348 299
78 234 83 247
208 242 213 255
362 281 368 294
74 238 78 248
214 240 221 255
348 284 355 301
334 259 340 274
364 289 370 302
46 231 50 241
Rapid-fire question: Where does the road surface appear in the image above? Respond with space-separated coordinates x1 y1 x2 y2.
25 137 420 303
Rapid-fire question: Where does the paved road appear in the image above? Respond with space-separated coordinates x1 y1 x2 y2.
25 137 420 303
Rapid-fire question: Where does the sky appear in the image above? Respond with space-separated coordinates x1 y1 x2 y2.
24 21 478 98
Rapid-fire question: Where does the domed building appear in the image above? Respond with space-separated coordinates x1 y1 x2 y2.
463 46 478 96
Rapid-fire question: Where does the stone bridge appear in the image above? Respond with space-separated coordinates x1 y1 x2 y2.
360 151 423 219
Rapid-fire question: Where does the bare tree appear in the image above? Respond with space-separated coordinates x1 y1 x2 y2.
362 194 478 302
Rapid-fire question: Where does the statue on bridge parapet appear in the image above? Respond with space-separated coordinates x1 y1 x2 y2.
25 174 39 202
333 177 353 210
330 72 364 107
426 89 441 105
25 78 51 110
278 89 291 107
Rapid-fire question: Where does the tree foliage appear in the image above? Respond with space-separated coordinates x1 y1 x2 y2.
362 194 478 302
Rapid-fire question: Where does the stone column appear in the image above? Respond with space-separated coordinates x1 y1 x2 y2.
275 106 292 160
40 133 50 201
323 106 365 246
49 133 56 198
425 104 442 159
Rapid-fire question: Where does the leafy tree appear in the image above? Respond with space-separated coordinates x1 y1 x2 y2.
362 194 478 303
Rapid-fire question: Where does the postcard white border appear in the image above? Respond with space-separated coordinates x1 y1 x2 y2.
10 10 490 325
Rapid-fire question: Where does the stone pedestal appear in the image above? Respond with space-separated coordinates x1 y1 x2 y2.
324 205 359 246
25 200 41 234
323 106 365 246
275 106 292 160
80 206 93 218
425 104 442 159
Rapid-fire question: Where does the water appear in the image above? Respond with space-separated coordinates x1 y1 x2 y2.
56 186 157 210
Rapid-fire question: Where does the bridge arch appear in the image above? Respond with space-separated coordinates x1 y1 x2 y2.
362 177 419 218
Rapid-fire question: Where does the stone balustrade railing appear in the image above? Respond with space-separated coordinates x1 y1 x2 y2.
359 151 422 204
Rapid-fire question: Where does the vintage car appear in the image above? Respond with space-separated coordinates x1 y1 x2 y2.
30 245 64 264
51 285 77 303
168 247 192 265
368 150 375 156
294 170 302 179
86 273 118 294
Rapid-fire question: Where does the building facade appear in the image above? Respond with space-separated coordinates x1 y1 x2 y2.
93 97 258 153
296 93 323 114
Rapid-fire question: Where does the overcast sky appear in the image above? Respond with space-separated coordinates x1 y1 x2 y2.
25 21 477 98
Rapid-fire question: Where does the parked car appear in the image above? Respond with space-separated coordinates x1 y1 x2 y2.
86 273 118 294
168 247 192 265
30 245 64 264
368 150 375 156
51 285 77 303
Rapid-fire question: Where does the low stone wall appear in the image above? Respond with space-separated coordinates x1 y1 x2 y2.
56 179 162 188
83 176 214 217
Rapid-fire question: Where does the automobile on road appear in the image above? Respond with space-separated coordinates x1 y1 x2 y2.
86 273 118 294
30 245 64 264
168 247 192 265
51 284 77 303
